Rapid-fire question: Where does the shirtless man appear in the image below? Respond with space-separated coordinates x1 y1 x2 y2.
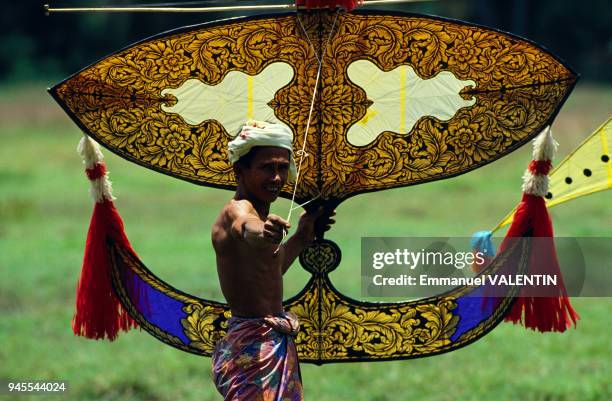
211 121 332 401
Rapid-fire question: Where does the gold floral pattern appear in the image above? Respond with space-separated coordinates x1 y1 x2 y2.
181 302 227 351
318 12 575 198
51 11 575 201
287 280 459 361
53 14 319 196
299 239 341 274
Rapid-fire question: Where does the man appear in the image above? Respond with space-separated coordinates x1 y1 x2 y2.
211 120 333 401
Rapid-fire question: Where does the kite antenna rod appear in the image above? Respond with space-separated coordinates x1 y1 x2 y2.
44 0 436 14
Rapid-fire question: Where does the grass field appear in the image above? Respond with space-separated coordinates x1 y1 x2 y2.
1 82 611 401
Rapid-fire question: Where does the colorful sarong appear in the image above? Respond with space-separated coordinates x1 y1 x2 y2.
212 311 303 401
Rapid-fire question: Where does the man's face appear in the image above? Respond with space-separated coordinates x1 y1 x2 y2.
237 147 290 204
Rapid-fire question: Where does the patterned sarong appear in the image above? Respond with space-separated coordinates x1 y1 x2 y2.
212 311 303 401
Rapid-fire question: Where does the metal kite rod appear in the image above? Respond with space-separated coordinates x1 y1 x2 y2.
44 0 435 14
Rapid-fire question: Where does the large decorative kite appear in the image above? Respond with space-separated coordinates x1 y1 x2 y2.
50 2 581 364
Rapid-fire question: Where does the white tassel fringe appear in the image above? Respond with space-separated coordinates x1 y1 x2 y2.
522 126 556 196
532 126 558 161
77 135 115 203
522 171 548 196
78 135 105 169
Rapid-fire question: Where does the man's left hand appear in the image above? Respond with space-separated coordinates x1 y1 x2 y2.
294 207 336 245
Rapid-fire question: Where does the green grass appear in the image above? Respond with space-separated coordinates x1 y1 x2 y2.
0 82 611 400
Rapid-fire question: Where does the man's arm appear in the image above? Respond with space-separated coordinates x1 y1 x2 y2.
233 215 268 248
280 235 308 274
228 201 290 248
228 202 264 247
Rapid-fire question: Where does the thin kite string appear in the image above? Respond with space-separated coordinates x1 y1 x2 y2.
287 10 339 222
275 10 339 251
296 13 322 65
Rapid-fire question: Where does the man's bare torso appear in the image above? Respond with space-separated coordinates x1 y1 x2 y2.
212 199 284 317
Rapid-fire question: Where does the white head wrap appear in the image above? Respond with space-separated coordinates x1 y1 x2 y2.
228 121 297 182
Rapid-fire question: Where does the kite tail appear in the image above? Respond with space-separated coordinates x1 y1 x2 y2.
295 0 363 11
501 127 579 332
72 135 139 340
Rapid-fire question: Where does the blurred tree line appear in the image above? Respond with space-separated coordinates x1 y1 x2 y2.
2 0 611 83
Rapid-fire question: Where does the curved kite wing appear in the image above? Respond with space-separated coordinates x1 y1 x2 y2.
110 237 529 363
50 11 577 203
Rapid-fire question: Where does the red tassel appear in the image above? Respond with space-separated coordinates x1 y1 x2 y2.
500 194 579 332
527 160 552 176
72 199 138 340
295 0 363 11
85 163 107 180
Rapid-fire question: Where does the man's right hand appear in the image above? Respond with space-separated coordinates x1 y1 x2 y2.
262 214 291 244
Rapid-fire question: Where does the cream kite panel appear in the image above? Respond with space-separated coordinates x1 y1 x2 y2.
347 60 476 146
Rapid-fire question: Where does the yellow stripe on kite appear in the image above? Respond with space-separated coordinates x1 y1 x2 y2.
247 75 254 120
400 65 406 134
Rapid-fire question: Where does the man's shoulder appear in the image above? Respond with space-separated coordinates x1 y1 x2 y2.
223 199 257 222
214 200 252 244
